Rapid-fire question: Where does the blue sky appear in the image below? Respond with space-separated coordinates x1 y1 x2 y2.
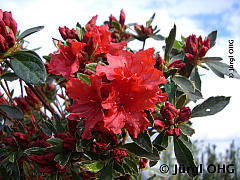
1 0 240 153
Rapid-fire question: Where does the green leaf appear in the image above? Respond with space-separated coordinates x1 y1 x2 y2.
187 88 203 102
179 124 195 136
17 26 44 41
8 152 15 163
207 30 217 49
174 136 197 178
81 161 104 173
150 34 165 41
165 81 177 104
170 53 185 63
124 158 138 173
191 96 231 118
189 67 201 91
47 138 63 146
172 75 195 93
124 143 160 161
1 72 18 82
99 162 113 180
10 51 46 85
149 161 158 167
77 73 91 86
164 24 176 62
153 131 168 149
132 130 153 153
85 63 97 74
23 161 33 178
145 110 154 126
76 27 83 41
176 94 187 109
0 105 24 120
146 13 155 28
53 114 65 133
58 152 71 167
202 57 223 62
206 61 240 79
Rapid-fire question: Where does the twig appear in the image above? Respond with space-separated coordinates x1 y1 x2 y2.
0 81 15 105
19 79 24 97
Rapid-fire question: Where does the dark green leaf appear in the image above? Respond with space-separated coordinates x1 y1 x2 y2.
164 24 176 62
1 72 18 82
206 61 240 79
0 105 24 120
172 75 195 93
179 124 195 136
149 161 158 167
189 67 201 91
99 162 113 180
163 68 178 78
207 30 217 48
122 163 132 174
113 162 125 174
150 34 165 41
77 73 91 86
153 131 168 149
9 152 15 163
111 21 121 31
0 165 9 180
59 152 71 167
10 51 46 85
53 114 65 133
132 130 153 153
17 26 44 41
23 161 33 178
124 143 160 161
187 88 203 102
191 96 231 118
47 138 63 146
146 13 155 28
202 57 223 62
124 158 138 173
76 27 83 41
174 136 197 177
145 110 154 126
176 94 187 109
24 147 46 155
165 82 177 104
170 53 184 63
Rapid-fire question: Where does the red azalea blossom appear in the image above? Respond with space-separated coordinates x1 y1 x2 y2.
13 132 29 147
15 97 30 113
48 40 85 78
139 158 148 169
54 133 76 152
24 86 41 108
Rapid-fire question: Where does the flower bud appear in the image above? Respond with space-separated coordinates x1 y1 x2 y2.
58 26 79 41
186 34 198 55
112 148 127 163
160 102 178 125
177 106 192 124
15 97 29 113
0 9 17 53
154 119 165 132
139 158 148 169
119 9 125 27
174 127 181 137
166 128 174 136
168 59 187 76
24 86 41 109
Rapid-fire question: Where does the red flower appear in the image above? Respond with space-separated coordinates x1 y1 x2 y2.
2 136 16 146
48 40 85 78
112 148 127 163
58 26 79 41
0 9 17 53
93 142 108 153
154 119 165 132
154 54 165 71
66 75 106 139
85 15 98 31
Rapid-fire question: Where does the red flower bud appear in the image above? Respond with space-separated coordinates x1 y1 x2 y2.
184 53 195 64
139 158 148 169
177 106 192 124
109 14 117 26
13 132 29 147
168 59 187 76
54 133 76 152
93 142 108 153
112 148 127 163
166 128 174 136
24 86 41 109
0 9 17 53
58 26 79 41
154 119 165 131
148 26 154 35
86 15 98 31
186 34 198 55
15 97 29 113
160 102 178 125
119 9 125 27
174 127 181 136
3 136 16 146
155 54 165 70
